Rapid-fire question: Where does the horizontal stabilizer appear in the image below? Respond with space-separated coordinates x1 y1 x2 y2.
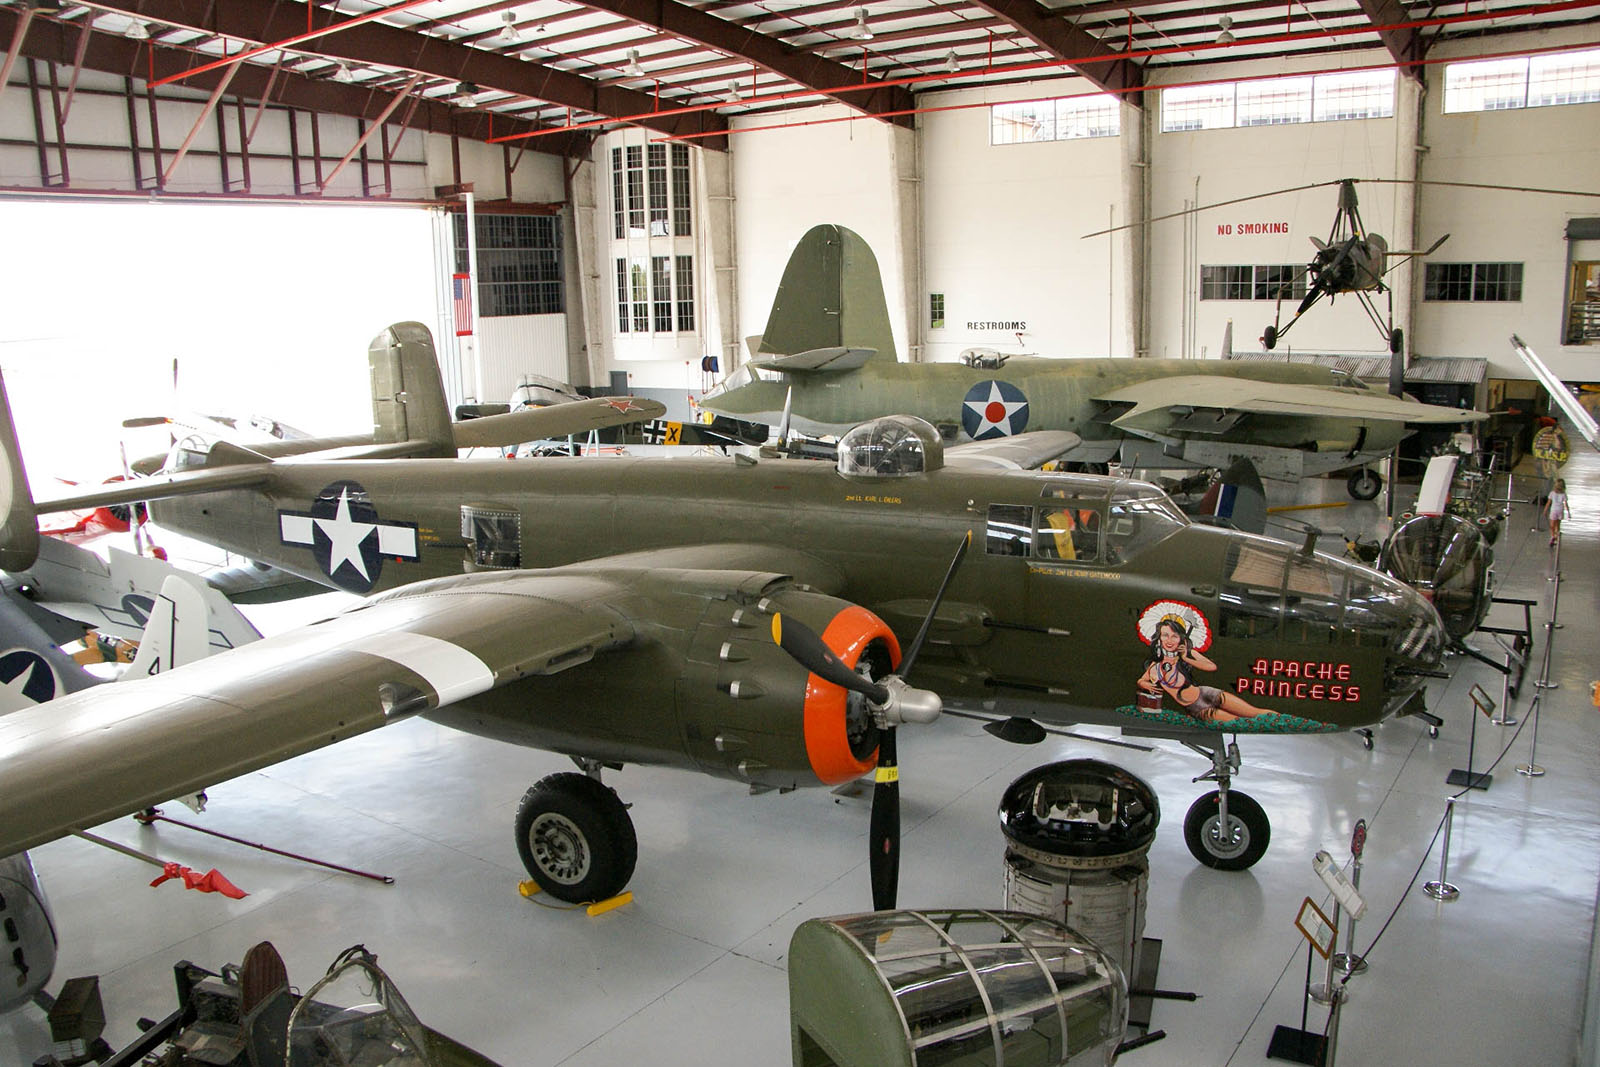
37 463 272 516
451 396 667 448
750 347 878 374
946 431 1083 470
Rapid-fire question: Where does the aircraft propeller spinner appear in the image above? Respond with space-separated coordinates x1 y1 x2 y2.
771 531 969 909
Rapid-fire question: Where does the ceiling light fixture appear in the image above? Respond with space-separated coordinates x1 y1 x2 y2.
943 49 959 74
331 62 356 84
1216 15 1236 45
851 7 873 41
454 81 480 106
725 80 742 102
500 11 518 42
623 48 644 76
123 18 149 40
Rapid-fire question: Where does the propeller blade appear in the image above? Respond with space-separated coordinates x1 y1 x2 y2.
770 613 890 705
899 530 971 679
868 727 900 910
121 416 171 429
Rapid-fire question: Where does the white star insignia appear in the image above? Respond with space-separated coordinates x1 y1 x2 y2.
313 488 377 582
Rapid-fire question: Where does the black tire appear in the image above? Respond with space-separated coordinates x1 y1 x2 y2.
1184 790 1270 871
515 773 637 903
1390 326 1404 355
1263 325 1278 350
1347 468 1382 501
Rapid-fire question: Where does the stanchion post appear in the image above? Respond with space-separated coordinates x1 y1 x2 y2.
1309 896 1345 1006
1423 799 1461 901
1332 820 1369 976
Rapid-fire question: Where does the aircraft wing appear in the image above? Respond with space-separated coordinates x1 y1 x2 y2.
1095 376 1486 428
37 463 272 515
945 431 1083 470
749 347 877 373
0 569 639 858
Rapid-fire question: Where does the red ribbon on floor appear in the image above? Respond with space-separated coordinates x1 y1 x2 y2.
149 862 248 898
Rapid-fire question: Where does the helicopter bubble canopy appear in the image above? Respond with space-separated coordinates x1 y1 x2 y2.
837 415 945 477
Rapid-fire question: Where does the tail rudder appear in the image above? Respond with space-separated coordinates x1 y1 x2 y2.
0 370 39 571
757 225 897 363
127 575 209 678
369 322 455 457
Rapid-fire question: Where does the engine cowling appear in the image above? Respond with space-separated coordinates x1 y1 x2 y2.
0 851 58 1013
676 583 902 791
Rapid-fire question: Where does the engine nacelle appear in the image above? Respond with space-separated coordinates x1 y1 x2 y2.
676 583 902 792
0 851 58 1013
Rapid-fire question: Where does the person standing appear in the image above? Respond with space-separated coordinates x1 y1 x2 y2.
1547 478 1570 546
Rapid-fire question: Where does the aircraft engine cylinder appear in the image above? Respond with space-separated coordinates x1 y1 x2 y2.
679 587 901 791
0 851 58 1013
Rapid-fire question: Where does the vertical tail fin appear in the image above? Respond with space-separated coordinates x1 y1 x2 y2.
756 225 897 363
127 575 209 678
369 322 455 458
0 371 39 571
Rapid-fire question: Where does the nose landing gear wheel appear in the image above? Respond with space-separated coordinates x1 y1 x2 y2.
1347 468 1382 501
1184 790 1270 871
515 772 638 903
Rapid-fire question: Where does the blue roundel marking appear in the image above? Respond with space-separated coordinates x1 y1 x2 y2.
960 379 1030 440
0 649 57 704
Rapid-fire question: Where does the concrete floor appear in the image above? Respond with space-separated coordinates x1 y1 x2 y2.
3 448 1597 1067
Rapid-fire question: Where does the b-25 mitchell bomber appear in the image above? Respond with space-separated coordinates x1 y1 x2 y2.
0 324 1447 912
699 224 1482 498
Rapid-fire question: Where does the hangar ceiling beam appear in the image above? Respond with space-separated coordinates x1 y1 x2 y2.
80 0 728 146
569 0 916 127
1352 0 1427 75
0 9 593 158
968 0 1144 101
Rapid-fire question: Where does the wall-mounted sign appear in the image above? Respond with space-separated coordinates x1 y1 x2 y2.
966 320 1028 331
1217 222 1290 236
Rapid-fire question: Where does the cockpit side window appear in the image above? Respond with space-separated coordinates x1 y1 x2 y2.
1035 504 1101 562
986 504 1033 556
1103 494 1185 565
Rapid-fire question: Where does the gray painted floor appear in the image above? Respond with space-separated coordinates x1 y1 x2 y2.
3 448 1596 1067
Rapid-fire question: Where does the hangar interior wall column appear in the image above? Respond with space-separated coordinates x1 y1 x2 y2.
1121 99 1150 359
895 124 924 363
1398 74 1426 359
568 155 605 388
701 147 739 372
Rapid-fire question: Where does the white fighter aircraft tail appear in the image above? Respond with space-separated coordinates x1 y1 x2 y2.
126 576 210 679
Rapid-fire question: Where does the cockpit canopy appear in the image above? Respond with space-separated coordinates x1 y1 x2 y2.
837 416 945 477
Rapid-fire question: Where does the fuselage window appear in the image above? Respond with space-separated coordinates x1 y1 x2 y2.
461 506 522 569
986 504 1034 556
1035 504 1101 562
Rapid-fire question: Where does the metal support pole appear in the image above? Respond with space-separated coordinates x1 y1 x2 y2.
1517 700 1546 777
1332 858 1368 975
1423 799 1460 900
1492 642 1517 726
1309 897 1346 1005
0 6 36 113
162 61 240 185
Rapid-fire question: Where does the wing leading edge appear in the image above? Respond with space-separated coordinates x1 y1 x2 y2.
1096 376 1485 428
0 570 637 858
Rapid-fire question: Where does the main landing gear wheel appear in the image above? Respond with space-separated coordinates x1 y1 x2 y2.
1263 325 1278 350
515 772 637 903
1390 326 1404 355
1184 790 1270 871
1347 468 1382 501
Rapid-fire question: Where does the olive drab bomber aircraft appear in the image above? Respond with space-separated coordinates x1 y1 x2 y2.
0 325 1448 912
698 224 1484 499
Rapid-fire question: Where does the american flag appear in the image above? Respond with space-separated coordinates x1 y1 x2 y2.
453 272 473 337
